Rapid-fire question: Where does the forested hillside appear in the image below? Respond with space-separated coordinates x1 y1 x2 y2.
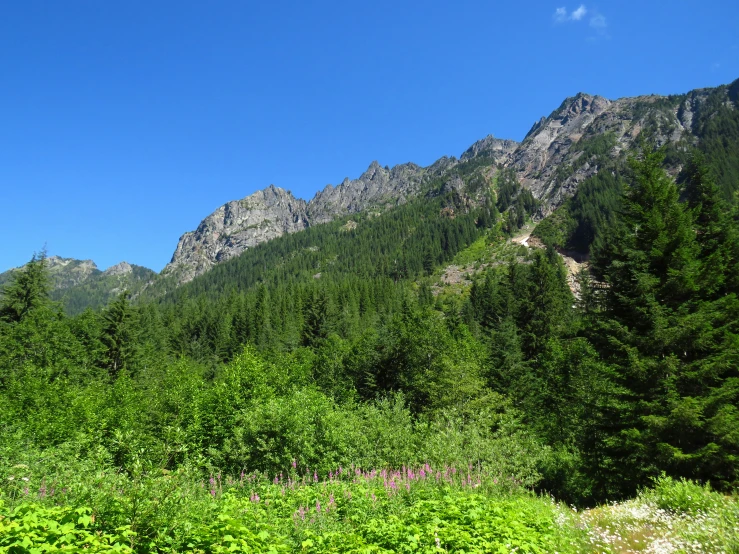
1 140 737 551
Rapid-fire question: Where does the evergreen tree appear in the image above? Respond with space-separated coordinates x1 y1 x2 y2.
301 288 335 348
0 252 51 323
586 146 739 497
100 291 138 377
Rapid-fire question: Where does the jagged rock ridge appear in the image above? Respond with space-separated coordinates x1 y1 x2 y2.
508 86 736 212
164 80 738 283
164 136 521 283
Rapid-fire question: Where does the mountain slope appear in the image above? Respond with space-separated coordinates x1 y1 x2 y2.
163 138 517 284
164 79 738 285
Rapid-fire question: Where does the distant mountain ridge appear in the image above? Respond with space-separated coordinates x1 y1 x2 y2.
0 255 156 315
3 78 737 302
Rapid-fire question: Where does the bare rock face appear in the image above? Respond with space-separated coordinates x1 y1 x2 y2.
460 135 518 163
507 87 725 213
307 161 428 224
510 93 612 206
164 185 309 283
103 261 133 276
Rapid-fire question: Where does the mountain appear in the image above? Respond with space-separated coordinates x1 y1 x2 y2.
163 137 517 284
164 80 738 284
163 186 310 284
5 79 737 302
509 82 739 212
0 255 157 315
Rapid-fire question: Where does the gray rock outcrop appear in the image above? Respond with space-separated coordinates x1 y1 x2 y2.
164 185 309 283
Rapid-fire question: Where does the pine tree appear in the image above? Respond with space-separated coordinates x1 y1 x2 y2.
0 252 51 323
100 291 138 378
586 146 738 496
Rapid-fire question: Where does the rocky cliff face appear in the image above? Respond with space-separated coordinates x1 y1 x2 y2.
460 135 519 162
507 87 727 212
163 185 309 283
307 161 428 225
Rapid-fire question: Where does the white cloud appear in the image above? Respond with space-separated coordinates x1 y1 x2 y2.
571 5 587 20
589 13 607 28
553 5 588 23
553 7 567 22
554 5 610 39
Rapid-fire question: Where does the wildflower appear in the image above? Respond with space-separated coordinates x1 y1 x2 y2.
316 500 321 513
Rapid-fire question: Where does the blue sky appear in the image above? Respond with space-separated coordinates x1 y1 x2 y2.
1 0 737 272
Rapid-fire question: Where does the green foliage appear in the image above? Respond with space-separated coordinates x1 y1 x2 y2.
584 146 739 499
0 501 135 553
100 291 139 377
0 464 578 553
0 252 51 323
644 474 725 515
572 132 617 161
691 79 739 200
0 127 737 551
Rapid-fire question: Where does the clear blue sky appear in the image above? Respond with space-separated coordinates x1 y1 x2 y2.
1 0 737 272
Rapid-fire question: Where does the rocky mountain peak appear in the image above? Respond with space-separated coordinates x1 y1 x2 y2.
164 187 309 283
460 135 518 162
360 161 384 181
307 160 427 225
103 261 133 276
45 255 97 272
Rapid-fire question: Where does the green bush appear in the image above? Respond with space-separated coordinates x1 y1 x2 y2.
643 474 730 515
